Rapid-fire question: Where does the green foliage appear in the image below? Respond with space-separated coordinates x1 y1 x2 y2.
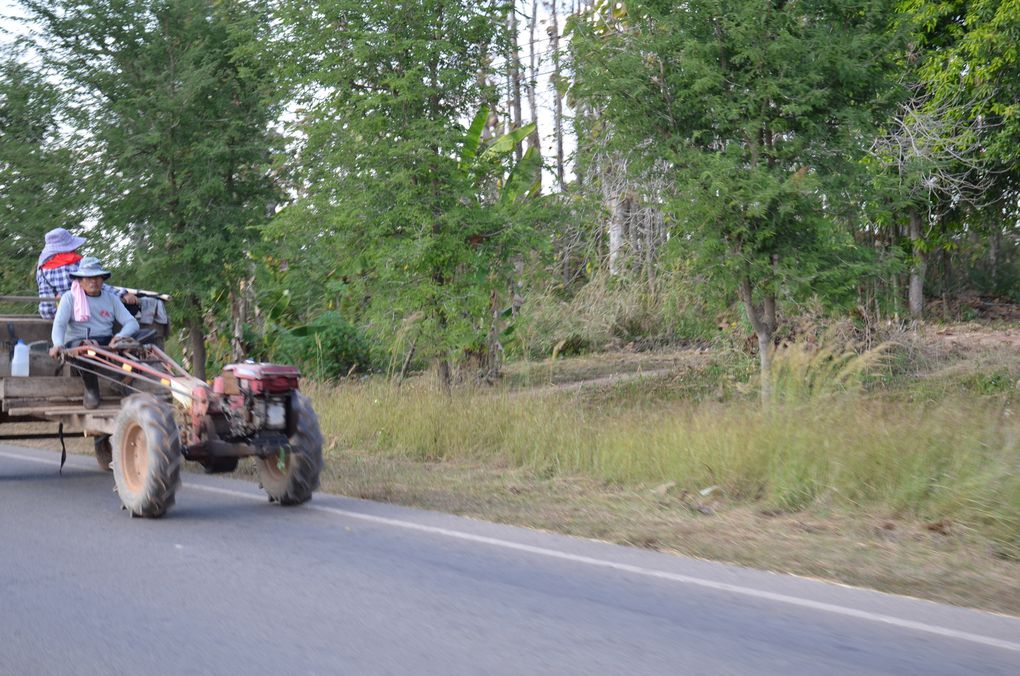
883 1 1020 318
270 311 374 381
0 54 84 293
269 0 547 377
570 0 900 339
22 0 282 323
907 0 1020 165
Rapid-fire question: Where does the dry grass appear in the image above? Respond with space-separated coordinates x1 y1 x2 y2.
311 376 1020 556
503 347 715 387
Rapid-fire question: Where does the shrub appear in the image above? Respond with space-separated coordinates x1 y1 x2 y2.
271 311 373 380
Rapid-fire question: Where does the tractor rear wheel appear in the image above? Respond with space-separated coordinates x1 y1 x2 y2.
111 394 182 518
94 435 113 472
256 392 323 505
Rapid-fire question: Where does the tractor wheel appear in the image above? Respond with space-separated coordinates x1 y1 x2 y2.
256 392 323 505
202 457 239 474
94 435 113 472
111 394 182 518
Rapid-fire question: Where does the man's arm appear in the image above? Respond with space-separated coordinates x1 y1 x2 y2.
111 294 139 338
106 284 138 305
49 296 72 355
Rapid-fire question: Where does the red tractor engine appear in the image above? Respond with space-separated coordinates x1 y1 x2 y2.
213 363 301 440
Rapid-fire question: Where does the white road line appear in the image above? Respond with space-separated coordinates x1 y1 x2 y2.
4 448 1020 653
0 450 64 467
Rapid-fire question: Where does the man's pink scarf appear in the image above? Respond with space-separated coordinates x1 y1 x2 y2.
70 281 90 322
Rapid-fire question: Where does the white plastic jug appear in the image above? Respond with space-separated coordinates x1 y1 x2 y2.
11 339 30 377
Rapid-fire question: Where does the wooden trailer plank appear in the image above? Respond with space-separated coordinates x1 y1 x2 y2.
2 397 81 413
3 405 119 436
7 403 121 417
1 377 83 399
0 317 54 345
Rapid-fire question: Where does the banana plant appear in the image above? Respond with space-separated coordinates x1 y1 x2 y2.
458 105 542 206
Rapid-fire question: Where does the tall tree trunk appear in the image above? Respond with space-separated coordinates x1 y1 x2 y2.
989 227 1000 287
509 2 524 163
484 288 504 382
738 272 774 404
645 210 657 291
395 332 418 388
607 193 624 274
941 247 952 320
890 272 901 320
187 314 207 382
908 208 926 320
763 293 776 335
550 0 565 188
229 276 251 362
762 253 778 333
437 356 452 394
526 0 541 153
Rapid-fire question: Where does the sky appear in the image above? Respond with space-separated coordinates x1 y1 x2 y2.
0 0 27 47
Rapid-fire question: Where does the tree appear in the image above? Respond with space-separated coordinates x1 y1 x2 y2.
272 0 540 388
570 0 898 400
908 0 1020 167
869 84 994 318
897 0 1020 313
22 0 282 378
0 54 84 293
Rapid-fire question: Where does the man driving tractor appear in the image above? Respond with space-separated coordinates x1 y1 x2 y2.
49 256 139 409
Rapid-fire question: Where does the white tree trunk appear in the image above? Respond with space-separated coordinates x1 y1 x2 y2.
526 0 541 153
607 193 624 275
758 331 773 404
509 2 524 163
550 0 565 188
908 209 926 320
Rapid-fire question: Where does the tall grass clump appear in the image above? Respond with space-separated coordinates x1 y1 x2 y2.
307 345 1020 557
765 341 891 402
512 268 719 359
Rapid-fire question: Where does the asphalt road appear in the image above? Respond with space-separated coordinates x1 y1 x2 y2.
1 444 1019 676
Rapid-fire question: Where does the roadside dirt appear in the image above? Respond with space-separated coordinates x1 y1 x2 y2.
928 323 1020 351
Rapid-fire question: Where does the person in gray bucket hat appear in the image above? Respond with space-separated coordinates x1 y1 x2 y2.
36 227 136 319
49 256 139 409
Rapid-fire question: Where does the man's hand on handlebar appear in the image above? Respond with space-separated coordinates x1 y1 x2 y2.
109 335 138 350
48 345 62 359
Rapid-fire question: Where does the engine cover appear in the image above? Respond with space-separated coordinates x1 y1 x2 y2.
218 362 301 395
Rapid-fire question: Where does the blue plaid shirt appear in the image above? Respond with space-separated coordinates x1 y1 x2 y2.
37 262 124 319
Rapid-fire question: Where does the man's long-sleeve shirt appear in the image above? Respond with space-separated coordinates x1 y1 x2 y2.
51 289 139 347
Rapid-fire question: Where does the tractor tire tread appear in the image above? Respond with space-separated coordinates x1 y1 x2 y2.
256 392 324 506
111 393 182 518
